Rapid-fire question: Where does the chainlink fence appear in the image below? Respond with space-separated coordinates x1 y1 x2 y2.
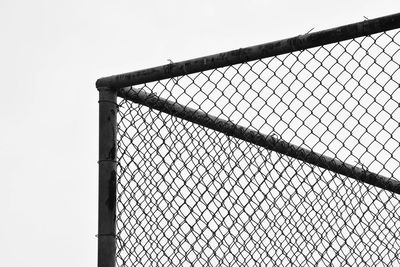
98 14 400 267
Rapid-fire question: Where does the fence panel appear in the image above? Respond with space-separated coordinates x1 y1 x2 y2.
98 13 400 267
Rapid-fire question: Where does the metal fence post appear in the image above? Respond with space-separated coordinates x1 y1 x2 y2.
98 86 117 267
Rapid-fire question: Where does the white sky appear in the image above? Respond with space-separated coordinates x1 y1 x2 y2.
1 1 399 266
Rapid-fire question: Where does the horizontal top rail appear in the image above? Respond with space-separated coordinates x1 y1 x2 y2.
96 12 400 89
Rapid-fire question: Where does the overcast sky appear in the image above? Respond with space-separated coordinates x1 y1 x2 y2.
1 1 400 266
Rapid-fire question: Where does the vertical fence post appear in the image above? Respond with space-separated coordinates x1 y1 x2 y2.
98 86 117 267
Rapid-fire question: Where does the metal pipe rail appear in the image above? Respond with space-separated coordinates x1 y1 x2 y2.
118 87 400 195
96 13 400 89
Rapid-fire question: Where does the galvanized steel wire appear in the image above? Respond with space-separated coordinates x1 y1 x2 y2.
113 26 400 266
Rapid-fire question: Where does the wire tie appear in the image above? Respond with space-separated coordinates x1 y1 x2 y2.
96 233 116 238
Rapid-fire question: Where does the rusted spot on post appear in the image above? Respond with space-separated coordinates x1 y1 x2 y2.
106 170 117 212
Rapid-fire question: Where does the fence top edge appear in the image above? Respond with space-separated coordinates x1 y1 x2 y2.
96 12 400 89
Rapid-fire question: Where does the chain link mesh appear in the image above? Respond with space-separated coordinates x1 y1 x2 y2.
116 29 400 266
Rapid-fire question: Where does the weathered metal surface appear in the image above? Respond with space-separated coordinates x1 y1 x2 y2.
118 86 400 195
96 13 400 89
98 87 117 267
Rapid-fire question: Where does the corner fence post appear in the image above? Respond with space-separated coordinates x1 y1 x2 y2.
98 86 117 267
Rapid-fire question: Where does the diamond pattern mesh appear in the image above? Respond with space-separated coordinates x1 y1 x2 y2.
116 30 400 266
